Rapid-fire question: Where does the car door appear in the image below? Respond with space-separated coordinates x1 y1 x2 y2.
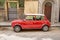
32 20 42 29
22 20 33 29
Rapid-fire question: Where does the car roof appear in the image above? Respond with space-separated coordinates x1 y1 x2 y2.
25 14 44 16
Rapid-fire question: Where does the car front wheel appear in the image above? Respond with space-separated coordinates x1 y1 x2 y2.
42 25 49 32
14 26 21 32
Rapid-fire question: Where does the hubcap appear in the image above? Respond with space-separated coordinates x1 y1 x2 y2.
15 26 20 32
43 26 48 31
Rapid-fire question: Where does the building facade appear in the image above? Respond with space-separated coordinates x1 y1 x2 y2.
0 0 25 21
38 0 59 24
0 0 60 25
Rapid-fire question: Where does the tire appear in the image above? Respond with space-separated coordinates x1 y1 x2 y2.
14 26 21 32
42 25 49 32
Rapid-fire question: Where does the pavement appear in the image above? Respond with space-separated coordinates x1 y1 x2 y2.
0 22 11 27
0 27 60 40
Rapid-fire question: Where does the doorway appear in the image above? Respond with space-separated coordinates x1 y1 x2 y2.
44 2 52 22
59 9 60 22
7 1 18 21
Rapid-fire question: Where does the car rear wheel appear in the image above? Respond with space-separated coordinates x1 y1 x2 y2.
42 25 49 32
14 26 21 32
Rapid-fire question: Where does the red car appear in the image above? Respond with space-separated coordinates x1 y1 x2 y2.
11 14 50 32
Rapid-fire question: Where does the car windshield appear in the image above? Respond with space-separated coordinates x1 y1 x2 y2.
25 15 44 20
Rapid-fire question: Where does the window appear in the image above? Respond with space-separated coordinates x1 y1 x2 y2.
25 16 33 20
10 2 17 8
25 15 44 20
26 0 38 1
32 0 38 1
0 0 5 10
36 16 41 20
19 0 24 7
36 16 44 20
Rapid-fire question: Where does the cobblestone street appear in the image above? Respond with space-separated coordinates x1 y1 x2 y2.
0 27 60 40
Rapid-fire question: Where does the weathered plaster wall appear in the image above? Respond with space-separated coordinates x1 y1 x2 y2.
38 0 59 24
24 1 38 14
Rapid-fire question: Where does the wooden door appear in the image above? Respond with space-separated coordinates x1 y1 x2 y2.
44 2 52 22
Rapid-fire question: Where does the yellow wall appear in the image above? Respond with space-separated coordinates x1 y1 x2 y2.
0 0 38 21
24 1 38 14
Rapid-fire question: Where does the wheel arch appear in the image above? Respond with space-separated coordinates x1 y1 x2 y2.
41 24 50 29
13 24 22 29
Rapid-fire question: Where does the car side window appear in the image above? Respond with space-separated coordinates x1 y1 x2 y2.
33 16 36 20
25 16 33 20
36 16 43 20
41 16 44 20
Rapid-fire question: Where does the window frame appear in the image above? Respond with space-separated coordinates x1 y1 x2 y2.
19 0 24 7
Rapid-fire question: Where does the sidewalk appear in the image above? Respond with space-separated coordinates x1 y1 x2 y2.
0 22 11 27
51 23 60 26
